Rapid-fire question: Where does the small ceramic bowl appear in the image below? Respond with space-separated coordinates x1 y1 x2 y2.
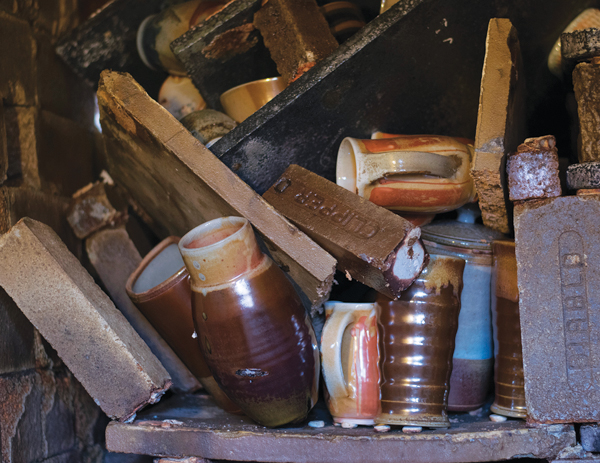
219 77 287 123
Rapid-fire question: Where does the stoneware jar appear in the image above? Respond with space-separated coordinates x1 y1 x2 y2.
421 204 506 412
180 109 237 148
178 216 319 427
321 302 381 426
376 254 465 427
137 0 228 75
125 236 239 413
490 240 526 418
336 135 476 216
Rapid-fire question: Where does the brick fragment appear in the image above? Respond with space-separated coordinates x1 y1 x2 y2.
561 28 600 63
567 161 600 190
514 195 600 423
254 0 338 83
581 425 600 452
507 135 561 201
573 61 600 163
0 218 171 421
86 228 201 393
67 183 126 240
472 18 526 234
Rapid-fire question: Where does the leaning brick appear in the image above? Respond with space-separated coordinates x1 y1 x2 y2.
0 218 171 421
507 135 561 201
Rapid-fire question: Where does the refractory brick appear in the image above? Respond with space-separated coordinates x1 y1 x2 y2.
0 218 171 421
514 194 600 423
507 135 561 201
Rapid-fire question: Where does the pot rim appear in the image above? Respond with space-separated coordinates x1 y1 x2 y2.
126 235 188 304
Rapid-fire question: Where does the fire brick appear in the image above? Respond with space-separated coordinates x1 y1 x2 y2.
0 218 171 421
471 18 526 234
514 194 600 423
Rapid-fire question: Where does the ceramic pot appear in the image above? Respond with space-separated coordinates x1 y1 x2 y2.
320 1 365 43
376 254 465 427
180 109 237 148
336 135 476 215
321 302 381 426
490 240 526 418
137 0 228 75
220 77 287 123
422 204 506 411
158 76 207 120
125 236 239 413
178 217 319 427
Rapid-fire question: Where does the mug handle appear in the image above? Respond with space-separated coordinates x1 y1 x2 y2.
362 150 459 185
321 310 355 400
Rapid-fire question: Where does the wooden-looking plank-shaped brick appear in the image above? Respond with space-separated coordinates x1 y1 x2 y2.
263 165 427 299
0 218 171 421
471 18 526 234
97 70 336 308
86 228 201 393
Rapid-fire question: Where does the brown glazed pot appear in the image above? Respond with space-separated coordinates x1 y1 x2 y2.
126 236 239 413
490 240 526 418
376 254 465 427
178 217 319 427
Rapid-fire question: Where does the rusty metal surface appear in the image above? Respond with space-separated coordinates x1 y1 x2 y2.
106 393 575 462
514 195 600 424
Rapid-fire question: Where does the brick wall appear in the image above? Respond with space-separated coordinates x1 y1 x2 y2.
0 1 151 462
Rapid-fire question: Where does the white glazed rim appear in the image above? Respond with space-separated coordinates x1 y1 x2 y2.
179 216 249 255
336 137 358 194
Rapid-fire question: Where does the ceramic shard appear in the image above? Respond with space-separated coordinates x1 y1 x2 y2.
263 165 427 299
0 218 172 421
471 18 526 234
97 70 336 309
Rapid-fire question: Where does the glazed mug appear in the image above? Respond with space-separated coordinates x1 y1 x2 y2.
220 77 287 123
321 302 381 426
180 109 237 148
126 236 239 413
490 240 526 418
137 0 228 75
158 76 207 120
336 135 476 214
376 254 465 428
178 216 319 427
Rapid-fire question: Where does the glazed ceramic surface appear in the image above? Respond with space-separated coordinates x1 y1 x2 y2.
336 135 476 214
220 77 287 123
321 302 381 425
126 236 239 413
180 109 237 147
422 205 506 411
376 254 465 427
490 240 526 418
158 76 207 120
137 0 228 75
179 217 319 427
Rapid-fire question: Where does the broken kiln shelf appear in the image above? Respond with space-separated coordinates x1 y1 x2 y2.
106 393 575 462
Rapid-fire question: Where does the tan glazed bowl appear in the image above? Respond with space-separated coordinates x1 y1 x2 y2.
220 77 287 123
